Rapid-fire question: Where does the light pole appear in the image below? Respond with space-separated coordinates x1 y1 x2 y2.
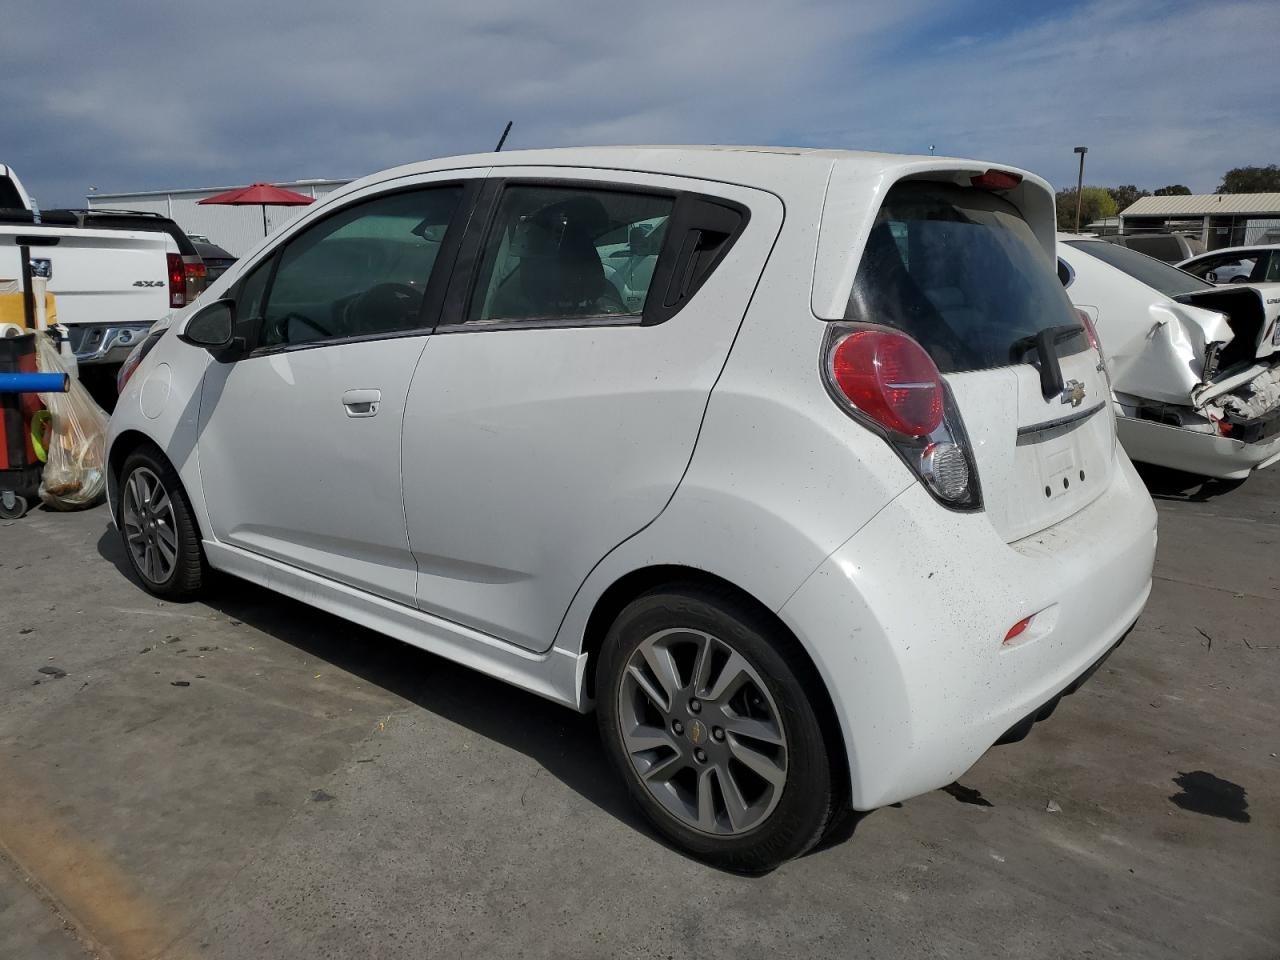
1073 146 1088 233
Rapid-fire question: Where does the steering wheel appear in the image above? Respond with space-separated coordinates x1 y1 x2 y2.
265 311 335 345
343 282 425 334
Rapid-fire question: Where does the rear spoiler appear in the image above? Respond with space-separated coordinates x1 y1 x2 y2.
812 156 1055 320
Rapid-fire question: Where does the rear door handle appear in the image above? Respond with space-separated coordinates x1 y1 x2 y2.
342 388 381 418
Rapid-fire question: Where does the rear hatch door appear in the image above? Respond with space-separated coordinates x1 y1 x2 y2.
843 180 1115 542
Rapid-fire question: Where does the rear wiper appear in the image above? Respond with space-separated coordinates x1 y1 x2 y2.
1010 323 1085 400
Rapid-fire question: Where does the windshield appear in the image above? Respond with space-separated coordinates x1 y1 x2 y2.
1065 240 1211 298
845 181 1084 374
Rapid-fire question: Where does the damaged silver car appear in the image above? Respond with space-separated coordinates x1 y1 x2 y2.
1058 237 1280 480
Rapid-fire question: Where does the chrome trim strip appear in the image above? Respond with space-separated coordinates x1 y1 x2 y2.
1017 401 1107 438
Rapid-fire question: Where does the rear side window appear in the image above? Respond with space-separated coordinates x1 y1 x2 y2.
1065 240 1210 297
467 185 674 324
845 182 1083 373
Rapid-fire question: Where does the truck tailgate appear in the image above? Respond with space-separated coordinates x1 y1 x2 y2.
0 226 172 327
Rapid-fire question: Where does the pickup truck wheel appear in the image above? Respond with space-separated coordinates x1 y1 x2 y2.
118 447 205 600
597 585 836 873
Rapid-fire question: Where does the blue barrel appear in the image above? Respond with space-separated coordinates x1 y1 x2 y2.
0 372 69 394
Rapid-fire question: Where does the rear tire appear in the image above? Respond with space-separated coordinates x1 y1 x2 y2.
117 446 206 601
597 584 837 872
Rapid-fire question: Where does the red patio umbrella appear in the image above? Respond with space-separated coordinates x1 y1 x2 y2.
198 183 315 236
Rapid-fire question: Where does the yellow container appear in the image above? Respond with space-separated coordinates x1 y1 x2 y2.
0 291 58 331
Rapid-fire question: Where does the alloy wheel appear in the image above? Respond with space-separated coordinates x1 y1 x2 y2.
616 627 788 836
122 466 179 584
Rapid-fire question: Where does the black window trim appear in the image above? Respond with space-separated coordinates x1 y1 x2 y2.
231 178 483 358
434 176 750 335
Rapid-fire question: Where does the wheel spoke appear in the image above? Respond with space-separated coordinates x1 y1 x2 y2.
155 522 178 551
703 651 750 703
721 712 785 747
695 766 719 831
622 723 678 757
727 735 787 788
639 641 683 704
154 532 177 566
715 763 752 831
626 664 670 713
640 750 684 785
149 489 171 517
691 634 717 697
127 473 144 515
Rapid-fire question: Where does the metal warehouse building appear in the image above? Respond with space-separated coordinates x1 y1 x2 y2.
86 178 354 256
1119 193 1280 250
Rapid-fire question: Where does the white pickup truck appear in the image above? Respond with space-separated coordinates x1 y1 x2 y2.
1 163 204 367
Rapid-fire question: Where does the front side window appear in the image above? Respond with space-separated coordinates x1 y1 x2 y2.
467 185 674 324
845 181 1085 373
1183 252 1258 282
259 186 462 347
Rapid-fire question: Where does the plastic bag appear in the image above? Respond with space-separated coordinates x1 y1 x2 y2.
34 334 108 510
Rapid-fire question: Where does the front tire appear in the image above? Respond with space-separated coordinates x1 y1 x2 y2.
117 446 206 600
597 584 837 872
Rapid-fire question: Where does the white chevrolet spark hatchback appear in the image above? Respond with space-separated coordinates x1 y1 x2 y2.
109 147 1157 871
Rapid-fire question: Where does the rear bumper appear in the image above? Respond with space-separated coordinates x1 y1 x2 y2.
778 454 1157 811
67 322 155 365
1118 416 1280 480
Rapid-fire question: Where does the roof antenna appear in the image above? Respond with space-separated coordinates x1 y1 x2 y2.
494 121 513 152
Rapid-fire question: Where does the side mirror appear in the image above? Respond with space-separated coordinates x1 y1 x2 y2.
179 299 235 351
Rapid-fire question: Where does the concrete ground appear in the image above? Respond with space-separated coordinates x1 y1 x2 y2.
1 466 1277 960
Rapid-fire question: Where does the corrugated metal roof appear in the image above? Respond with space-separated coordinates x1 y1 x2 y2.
1121 193 1280 217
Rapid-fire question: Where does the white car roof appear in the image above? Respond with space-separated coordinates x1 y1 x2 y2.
329 145 1057 320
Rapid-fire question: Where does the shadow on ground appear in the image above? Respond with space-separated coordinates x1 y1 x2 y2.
96 525 869 870
1133 463 1247 502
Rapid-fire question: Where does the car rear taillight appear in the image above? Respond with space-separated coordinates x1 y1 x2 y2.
823 325 981 509
1076 307 1112 392
167 252 186 308
185 261 207 280
1076 308 1100 353
829 331 943 436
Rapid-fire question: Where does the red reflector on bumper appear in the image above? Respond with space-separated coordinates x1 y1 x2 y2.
1004 616 1033 644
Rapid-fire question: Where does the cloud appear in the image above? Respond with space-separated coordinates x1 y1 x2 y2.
817 0 1280 192
1 0 1275 205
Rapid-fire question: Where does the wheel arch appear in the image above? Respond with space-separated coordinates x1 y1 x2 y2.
578 563 850 801
106 430 208 542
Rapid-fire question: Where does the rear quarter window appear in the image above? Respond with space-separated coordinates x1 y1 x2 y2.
845 181 1084 373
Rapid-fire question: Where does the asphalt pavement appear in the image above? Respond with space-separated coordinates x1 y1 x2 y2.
1 465 1277 959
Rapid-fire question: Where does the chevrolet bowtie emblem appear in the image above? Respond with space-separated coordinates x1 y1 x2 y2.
1060 380 1087 407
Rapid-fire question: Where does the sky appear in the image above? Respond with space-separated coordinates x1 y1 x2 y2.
2 0 1277 207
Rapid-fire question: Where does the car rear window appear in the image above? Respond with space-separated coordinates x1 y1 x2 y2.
1124 235 1183 261
1065 240 1211 298
844 181 1083 374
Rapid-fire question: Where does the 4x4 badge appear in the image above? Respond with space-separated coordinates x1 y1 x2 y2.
1060 380 1086 407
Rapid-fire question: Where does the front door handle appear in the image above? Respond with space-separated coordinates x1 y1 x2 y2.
342 388 381 418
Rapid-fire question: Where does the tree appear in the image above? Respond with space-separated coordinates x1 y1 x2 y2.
1154 184 1192 196
1216 165 1280 194
1108 184 1150 211
1056 187 1118 231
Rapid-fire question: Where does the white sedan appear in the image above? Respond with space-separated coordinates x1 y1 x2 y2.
1059 236 1280 480
1178 244 1280 284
